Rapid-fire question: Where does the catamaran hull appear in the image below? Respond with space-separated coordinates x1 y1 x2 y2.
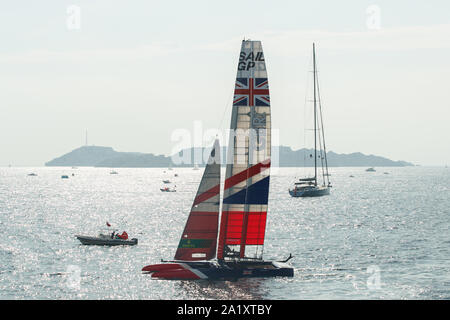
289 187 330 197
142 260 294 280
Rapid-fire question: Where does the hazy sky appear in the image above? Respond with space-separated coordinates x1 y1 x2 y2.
1 0 449 166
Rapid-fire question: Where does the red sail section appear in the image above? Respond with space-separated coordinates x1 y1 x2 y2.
174 140 221 261
174 211 219 261
217 211 267 256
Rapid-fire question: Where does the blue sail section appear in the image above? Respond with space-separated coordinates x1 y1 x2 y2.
223 176 270 205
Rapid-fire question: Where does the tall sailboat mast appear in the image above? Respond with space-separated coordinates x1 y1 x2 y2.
313 43 318 186
316 66 331 186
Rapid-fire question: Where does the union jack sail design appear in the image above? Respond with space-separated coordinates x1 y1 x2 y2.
174 139 221 261
217 40 271 260
233 78 270 107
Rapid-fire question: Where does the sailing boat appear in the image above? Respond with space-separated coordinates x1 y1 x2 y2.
289 43 331 197
142 40 293 280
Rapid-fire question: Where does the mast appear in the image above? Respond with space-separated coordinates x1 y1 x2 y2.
316 61 331 186
238 41 254 258
313 43 317 186
313 43 330 186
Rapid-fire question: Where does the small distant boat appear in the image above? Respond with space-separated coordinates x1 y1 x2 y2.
383 172 389 175
289 43 331 198
110 170 118 175
27 173 37 176
61 175 69 179
162 180 171 184
174 173 178 177
366 167 376 172
349 175 355 178
160 187 176 192
75 233 137 246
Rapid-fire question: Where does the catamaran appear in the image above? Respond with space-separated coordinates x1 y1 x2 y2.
142 40 293 280
289 43 331 197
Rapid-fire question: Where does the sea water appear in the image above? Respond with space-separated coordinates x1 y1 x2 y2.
0 166 449 299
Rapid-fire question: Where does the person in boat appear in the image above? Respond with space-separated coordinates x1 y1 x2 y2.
116 231 128 240
224 245 239 258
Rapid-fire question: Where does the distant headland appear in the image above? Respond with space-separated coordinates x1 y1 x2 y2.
44 145 414 168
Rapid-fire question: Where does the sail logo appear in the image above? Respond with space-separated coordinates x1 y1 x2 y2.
178 239 213 249
252 112 267 128
238 51 265 70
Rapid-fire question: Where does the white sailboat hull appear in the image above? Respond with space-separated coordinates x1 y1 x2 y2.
289 185 330 197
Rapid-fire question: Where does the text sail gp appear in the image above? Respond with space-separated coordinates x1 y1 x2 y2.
238 50 266 71
142 40 294 280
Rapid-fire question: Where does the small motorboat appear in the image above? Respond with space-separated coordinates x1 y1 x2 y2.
110 170 118 175
27 173 37 176
162 180 171 184
174 174 178 177
160 187 176 192
75 233 137 246
61 175 69 179
366 167 376 172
